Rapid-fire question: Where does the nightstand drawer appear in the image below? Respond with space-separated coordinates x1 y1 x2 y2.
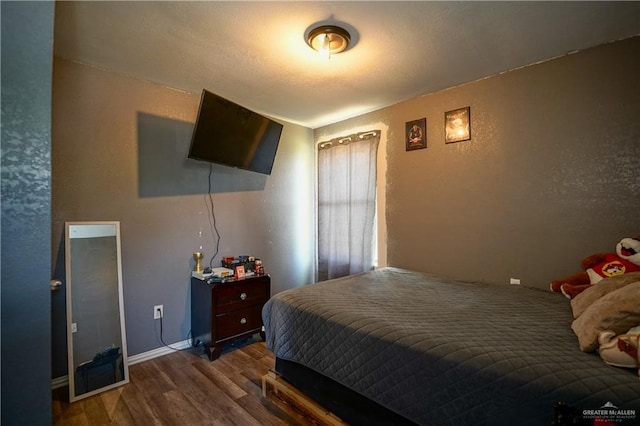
216 280 268 313
216 305 263 340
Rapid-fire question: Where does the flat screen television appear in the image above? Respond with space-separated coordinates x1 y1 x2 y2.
188 89 283 175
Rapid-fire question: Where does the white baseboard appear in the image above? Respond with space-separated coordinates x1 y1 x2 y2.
127 339 192 365
51 339 192 389
52 375 69 389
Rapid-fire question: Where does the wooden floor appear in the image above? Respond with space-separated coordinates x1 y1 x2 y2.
52 339 306 425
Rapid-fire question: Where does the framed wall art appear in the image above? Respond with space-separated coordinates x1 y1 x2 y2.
445 107 471 144
405 118 427 151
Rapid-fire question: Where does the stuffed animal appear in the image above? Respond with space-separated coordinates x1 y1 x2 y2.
598 326 640 378
550 237 640 299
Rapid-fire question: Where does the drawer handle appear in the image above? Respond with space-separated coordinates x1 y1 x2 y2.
240 317 247 325
240 292 247 300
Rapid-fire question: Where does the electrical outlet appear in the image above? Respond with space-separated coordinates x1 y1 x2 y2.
154 305 163 319
510 278 521 285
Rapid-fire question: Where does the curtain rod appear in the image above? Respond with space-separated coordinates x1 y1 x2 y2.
318 130 380 149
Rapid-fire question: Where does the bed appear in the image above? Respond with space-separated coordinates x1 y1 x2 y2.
262 267 640 425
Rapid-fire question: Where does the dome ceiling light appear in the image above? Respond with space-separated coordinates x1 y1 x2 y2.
306 25 351 59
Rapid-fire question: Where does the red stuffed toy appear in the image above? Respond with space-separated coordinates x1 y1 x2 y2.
550 236 640 299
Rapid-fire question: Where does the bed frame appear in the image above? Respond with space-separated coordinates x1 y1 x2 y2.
262 364 587 426
263 358 417 425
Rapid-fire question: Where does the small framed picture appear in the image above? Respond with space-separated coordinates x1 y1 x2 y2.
405 118 427 151
445 107 471 143
234 265 246 280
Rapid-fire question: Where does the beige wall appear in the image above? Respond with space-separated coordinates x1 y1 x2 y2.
52 58 316 363
316 36 640 288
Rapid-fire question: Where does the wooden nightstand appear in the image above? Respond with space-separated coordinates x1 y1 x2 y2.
191 275 270 361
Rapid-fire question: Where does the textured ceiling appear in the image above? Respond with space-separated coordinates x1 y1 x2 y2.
54 1 640 128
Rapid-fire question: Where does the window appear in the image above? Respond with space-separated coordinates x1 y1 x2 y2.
317 131 380 281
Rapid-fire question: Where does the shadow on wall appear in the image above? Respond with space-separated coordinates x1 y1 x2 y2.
137 112 267 196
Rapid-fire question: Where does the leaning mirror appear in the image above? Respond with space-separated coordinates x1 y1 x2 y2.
65 221 129 402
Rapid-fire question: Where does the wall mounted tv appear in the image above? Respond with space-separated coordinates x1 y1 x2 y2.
188 89 284 175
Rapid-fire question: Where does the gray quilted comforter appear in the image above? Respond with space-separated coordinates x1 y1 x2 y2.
262 267 640 425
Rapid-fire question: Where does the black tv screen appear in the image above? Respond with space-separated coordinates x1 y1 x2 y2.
188 89 283 175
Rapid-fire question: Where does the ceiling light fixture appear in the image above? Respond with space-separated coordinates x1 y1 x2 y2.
307 25 351 59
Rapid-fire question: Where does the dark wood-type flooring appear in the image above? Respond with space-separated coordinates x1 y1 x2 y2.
52 339 306 425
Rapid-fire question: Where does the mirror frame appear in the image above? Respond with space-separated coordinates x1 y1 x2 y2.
65 221 129 402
